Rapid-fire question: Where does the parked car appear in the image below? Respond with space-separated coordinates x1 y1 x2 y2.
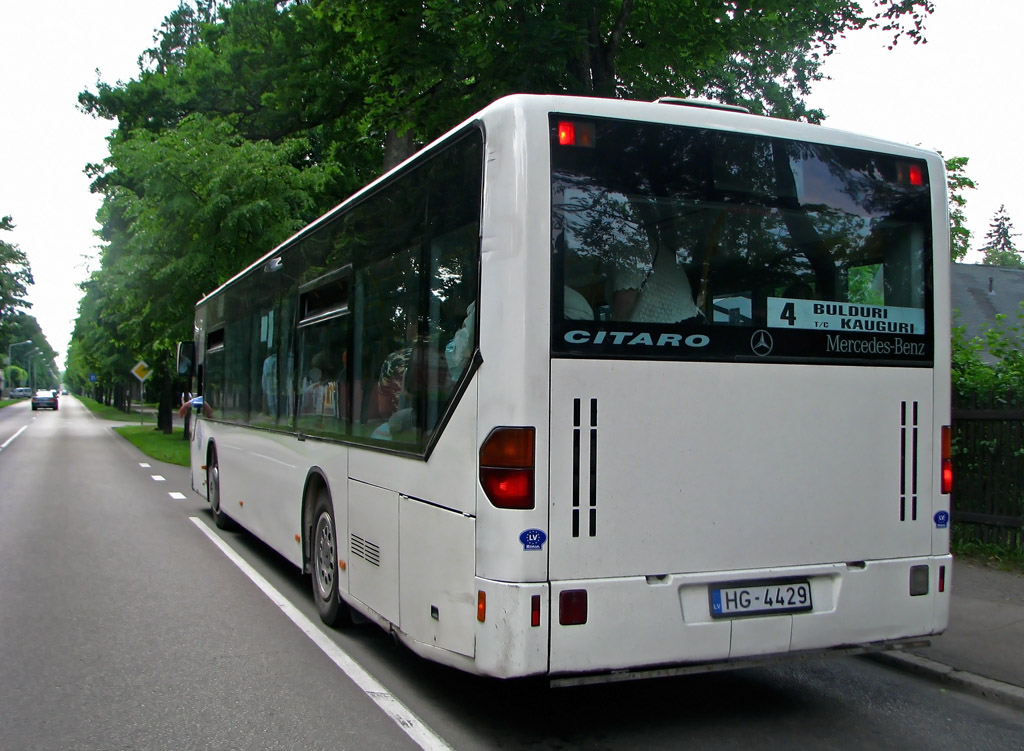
12 387 32 398
31 390 58 410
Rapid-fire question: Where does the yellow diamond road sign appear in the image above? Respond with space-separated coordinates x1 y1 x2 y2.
131 360 152 383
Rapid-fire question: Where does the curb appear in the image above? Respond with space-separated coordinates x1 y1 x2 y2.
869 651 1024 711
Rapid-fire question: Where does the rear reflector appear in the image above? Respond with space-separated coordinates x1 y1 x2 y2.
559 589 588 625
939 565 946 593
910 565 929 596
477 590 486 622
480 427 535 509
531 595 541 627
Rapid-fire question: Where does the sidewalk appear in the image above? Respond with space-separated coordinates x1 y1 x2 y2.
875 558 1024 710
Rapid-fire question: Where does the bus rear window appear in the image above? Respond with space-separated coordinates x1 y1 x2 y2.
550 116 933 365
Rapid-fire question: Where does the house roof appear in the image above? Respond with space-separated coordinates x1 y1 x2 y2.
951 263 1024 343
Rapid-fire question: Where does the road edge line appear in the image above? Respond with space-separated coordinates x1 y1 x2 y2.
188 516 454 751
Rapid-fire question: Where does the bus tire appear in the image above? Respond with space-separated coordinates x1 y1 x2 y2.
207 450 234 531
311 489 351 627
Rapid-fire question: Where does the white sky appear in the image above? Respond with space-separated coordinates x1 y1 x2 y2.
1 0 1021 367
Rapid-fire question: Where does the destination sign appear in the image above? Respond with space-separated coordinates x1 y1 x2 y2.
766 297 926 335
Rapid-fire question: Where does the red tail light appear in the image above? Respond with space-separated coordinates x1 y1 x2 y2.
941 425 952 494
480 427 535 509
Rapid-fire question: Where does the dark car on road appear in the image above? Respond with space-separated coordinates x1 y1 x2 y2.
31 390 58 410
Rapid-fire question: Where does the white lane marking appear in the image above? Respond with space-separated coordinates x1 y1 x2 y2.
139 462 151 468
169 492 187 500
188 517 453 751
151 475 166 482
0 425 29 451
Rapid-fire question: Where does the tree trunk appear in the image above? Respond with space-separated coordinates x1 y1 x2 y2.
157 374 173 434
383 129 416 172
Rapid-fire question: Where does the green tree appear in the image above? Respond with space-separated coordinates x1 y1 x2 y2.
313 0 934 166
0 216 34 343
980 205 1022 268
81 0 936 168
944 155 975 262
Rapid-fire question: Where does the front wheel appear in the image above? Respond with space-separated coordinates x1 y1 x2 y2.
311 489 351 627
207 452 234 530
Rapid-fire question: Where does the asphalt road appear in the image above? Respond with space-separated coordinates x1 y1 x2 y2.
1 396 1022 751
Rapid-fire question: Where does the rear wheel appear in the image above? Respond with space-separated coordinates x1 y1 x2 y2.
207 451 233 530
311 489 351 627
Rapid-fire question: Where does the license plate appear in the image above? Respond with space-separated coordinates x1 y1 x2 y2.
710 580 812 618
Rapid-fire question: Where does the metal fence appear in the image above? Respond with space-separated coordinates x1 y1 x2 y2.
951 392 1024 547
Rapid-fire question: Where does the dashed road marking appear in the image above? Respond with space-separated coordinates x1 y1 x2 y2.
168 492 187 500
151 475 166 482
0 425 29 452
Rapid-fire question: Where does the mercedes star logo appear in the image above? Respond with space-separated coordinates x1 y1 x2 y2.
751 330 774 356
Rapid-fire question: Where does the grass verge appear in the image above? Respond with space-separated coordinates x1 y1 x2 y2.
78 394 158 424
77 395 189 466
951 538 1024 574
113 425 190 467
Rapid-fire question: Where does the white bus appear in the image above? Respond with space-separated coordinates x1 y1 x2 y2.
183 94 952 684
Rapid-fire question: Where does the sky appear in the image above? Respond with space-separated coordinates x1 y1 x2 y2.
1 0 1022 368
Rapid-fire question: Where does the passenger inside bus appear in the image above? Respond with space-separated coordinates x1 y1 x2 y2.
563 287 594 320
444 301 476 379
609 245 700 323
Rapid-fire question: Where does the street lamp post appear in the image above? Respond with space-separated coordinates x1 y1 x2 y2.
5 339 33 397
27 349 42 393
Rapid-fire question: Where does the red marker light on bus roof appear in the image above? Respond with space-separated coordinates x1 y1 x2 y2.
557 120 595 148
558 121 576 146
897 162 924 186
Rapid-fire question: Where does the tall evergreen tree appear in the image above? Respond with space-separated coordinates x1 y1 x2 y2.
980 205 1022 268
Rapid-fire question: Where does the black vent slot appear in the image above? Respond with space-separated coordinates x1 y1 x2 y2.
350 534 381 567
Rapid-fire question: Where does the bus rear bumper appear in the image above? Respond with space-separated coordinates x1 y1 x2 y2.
546 555 951 679
548 638 931 688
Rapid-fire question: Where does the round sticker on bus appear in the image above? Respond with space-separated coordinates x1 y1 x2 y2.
934 510 949 529
520 529 547 551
